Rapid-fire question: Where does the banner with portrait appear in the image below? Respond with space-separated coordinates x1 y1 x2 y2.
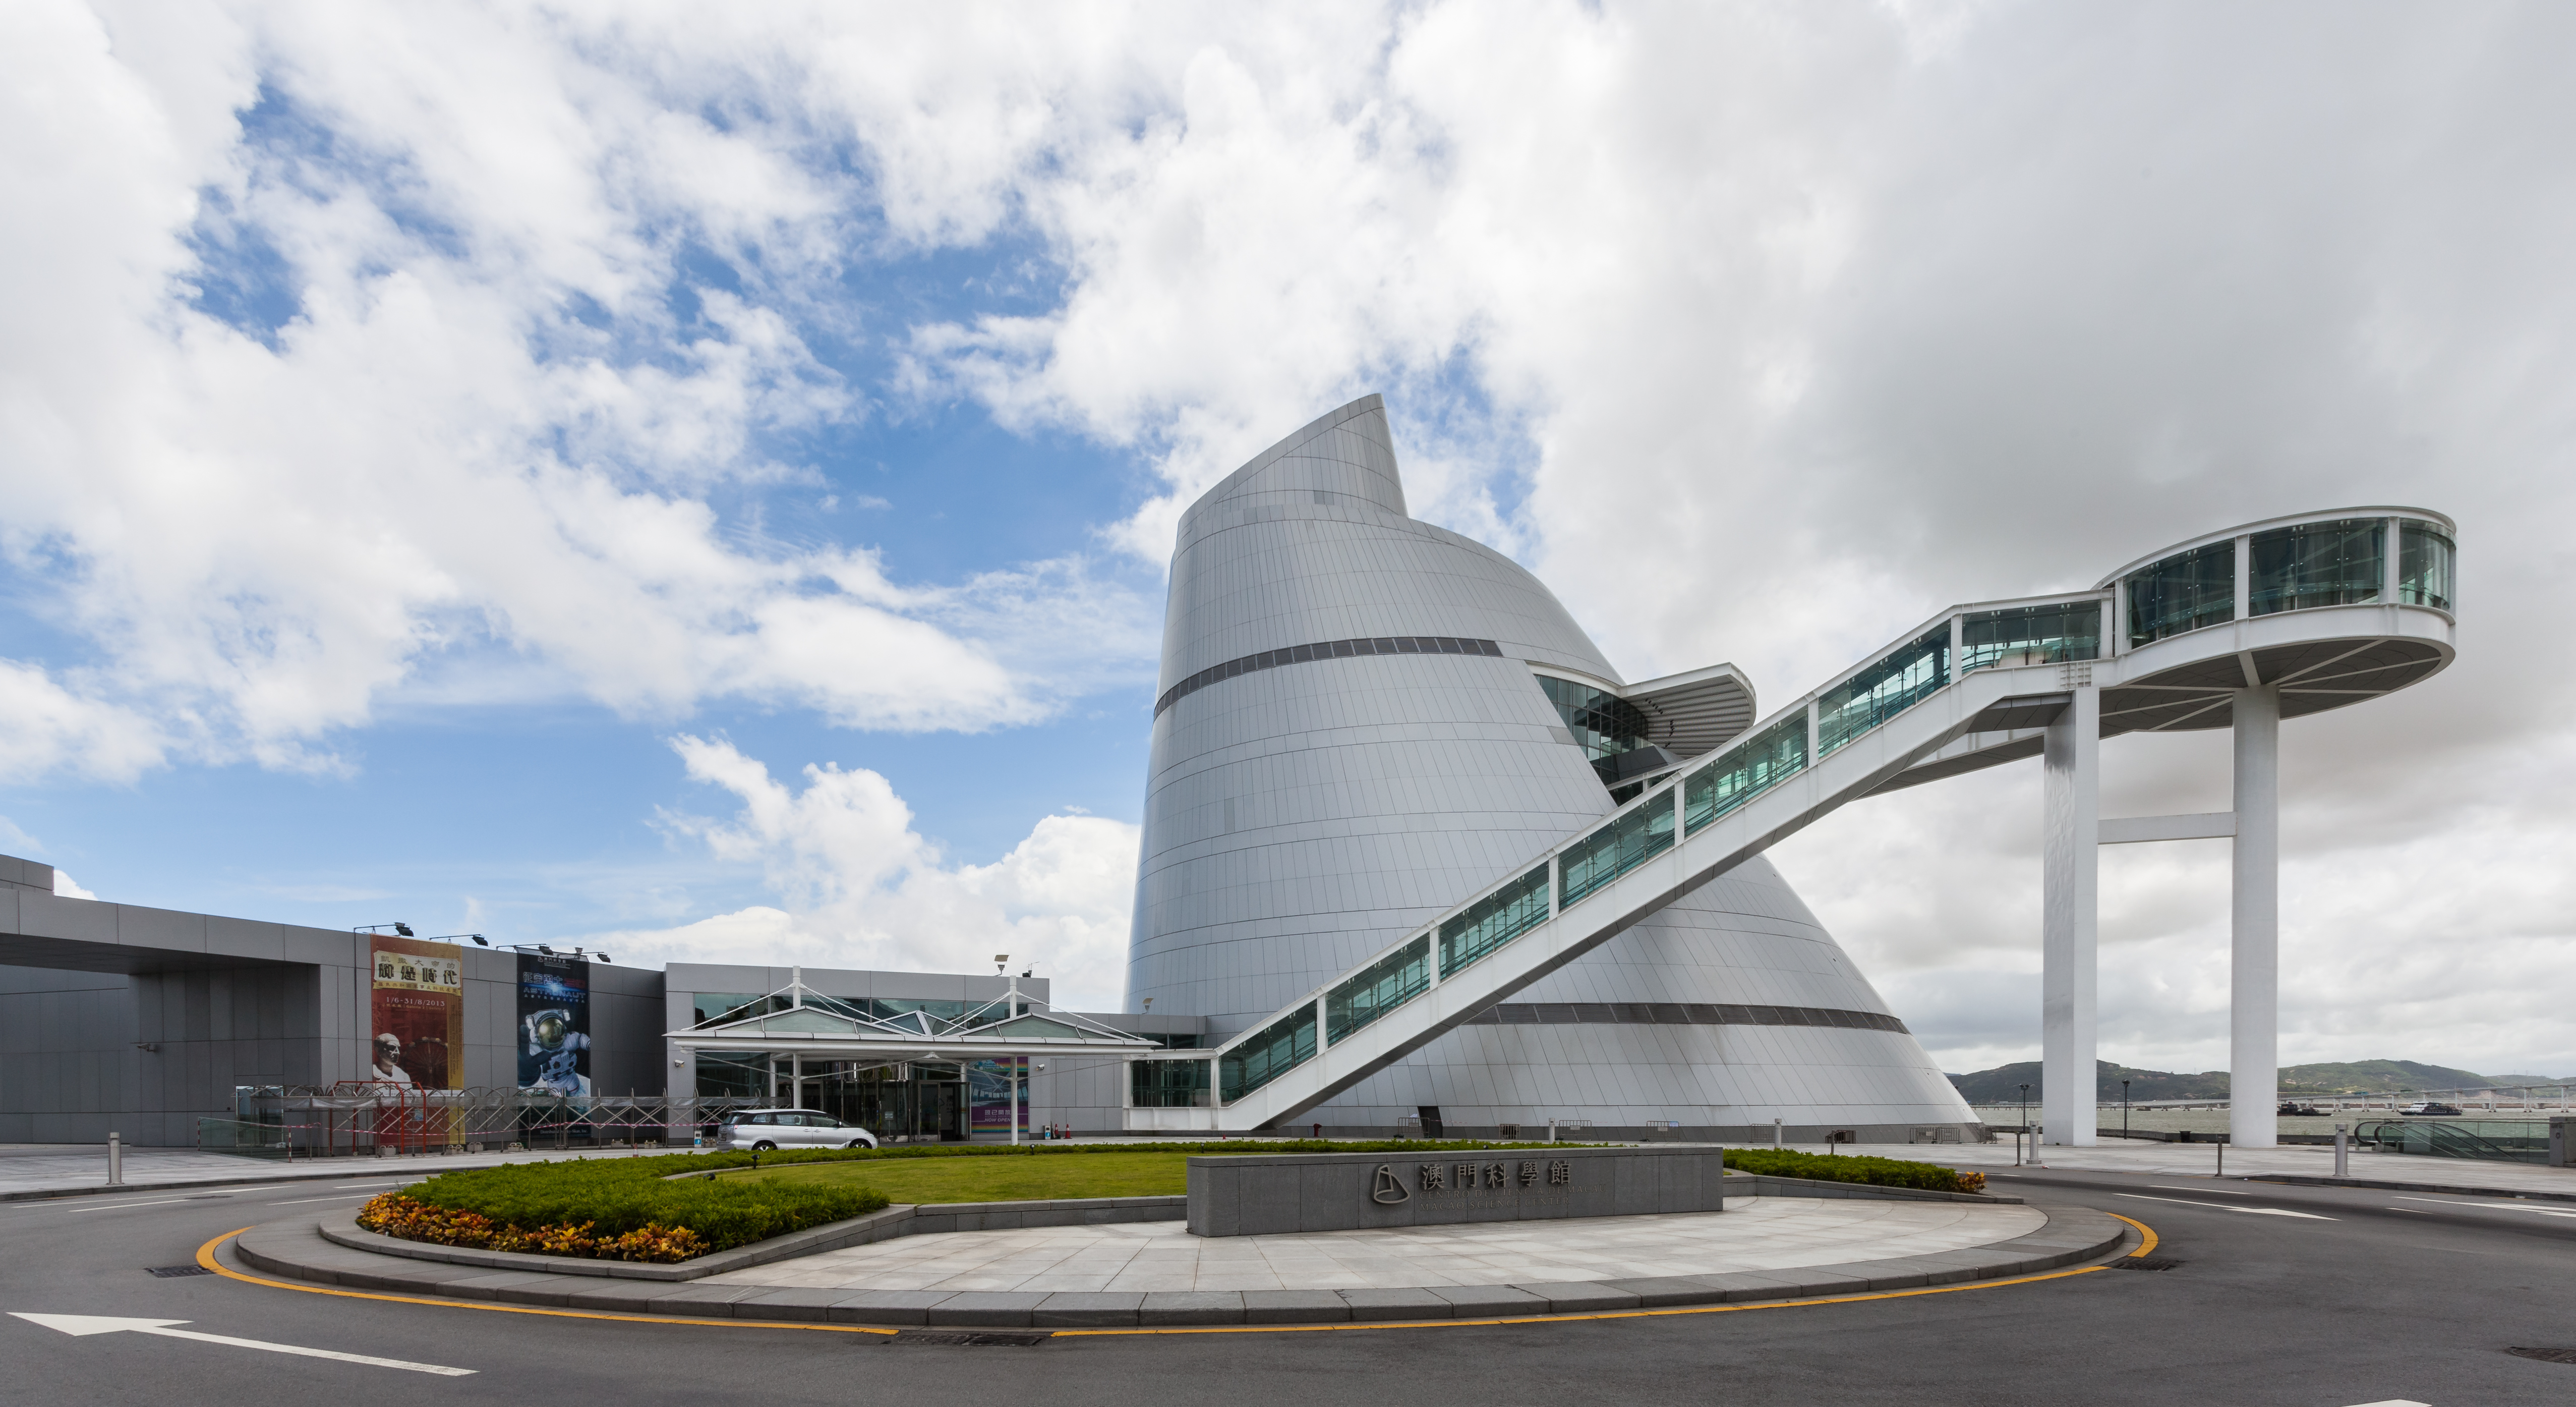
369 936 464 1089
515 952 593 1095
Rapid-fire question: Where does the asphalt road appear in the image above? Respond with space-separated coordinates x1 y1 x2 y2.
6 1166 2573 1406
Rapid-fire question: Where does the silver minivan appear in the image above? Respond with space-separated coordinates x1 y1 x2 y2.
717 1108 879 1151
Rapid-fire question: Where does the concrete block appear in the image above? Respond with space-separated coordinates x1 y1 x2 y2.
444 1270 579 1304
1338 1288 1451 1321
643 1286 768 1318
926 1291 1049 1328
1032 1292 1146 1328
1240 1289 1351 1323
564 1280 690 1312
826 1291 954 1327
1428 1285 1550 1317
1513 1282 1642 1313
733 1289 849 1321
1137 1291 1246 1326
1597 1276 1720 1308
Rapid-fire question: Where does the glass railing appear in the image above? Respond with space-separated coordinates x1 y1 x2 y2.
1817 625 1950 755
1683 714 1806 831
1327 934 1431 1042
1219 1004 1318 1102
1961 600 2101 672
2355 1119 2546 1163
1559 789 1676 908
1439 867 1550 979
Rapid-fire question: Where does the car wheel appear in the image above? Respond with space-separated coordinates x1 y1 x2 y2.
845 1139 870 1149
752 1140 777 1151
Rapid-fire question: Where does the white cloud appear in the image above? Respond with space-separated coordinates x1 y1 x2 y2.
51 870 98 901
8 2 2571 1074
589 735 1139 1009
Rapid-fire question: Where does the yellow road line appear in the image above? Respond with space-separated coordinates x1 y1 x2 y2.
197 1216 2156 1340
2105 1211 2159 1257
193 1230 894 1336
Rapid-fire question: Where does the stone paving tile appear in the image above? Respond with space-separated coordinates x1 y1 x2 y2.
696 1200 2048 1296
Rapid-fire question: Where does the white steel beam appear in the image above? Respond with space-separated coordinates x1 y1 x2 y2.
2232 684 2281 1148
2041 686 2099 1147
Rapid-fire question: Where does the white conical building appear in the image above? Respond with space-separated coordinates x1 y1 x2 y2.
1126 394 1978 1139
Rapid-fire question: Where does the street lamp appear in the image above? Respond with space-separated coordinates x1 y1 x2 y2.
2122 1079 2132 1141
2017 1082 2031 1166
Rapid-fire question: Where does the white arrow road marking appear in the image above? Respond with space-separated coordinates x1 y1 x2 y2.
11 1313 474 1376
2114 1193 2338 1220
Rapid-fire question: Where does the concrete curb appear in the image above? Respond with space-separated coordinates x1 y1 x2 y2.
233 1202 2128 1328
314 1196 1189 1281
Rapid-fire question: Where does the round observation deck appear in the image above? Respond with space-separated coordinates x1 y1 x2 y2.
2092 506 2454 736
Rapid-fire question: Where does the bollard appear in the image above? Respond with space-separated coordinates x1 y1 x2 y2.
106 1132 124 1186
2333 1122 2349 1177
2216 1141 2224 1177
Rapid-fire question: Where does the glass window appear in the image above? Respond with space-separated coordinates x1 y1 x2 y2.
1327 934 1431 1043
2250 518 2383 615
1219 1005 1317 1102
1130 1058 1211 1108
2126 540 2235 646
1559 789 1678 909
1440 866 1551 978
2398 521 2454 611
1817 625 1950 755
694 1050 769 1099
1537 676 1652 764
1683 714 1807 833
1959 600 2102 673
692 992 767 1027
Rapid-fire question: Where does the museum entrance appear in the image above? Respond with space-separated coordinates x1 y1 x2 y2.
803 1063 965 1143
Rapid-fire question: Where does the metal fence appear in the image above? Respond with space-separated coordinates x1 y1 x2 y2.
200 1084 767 1159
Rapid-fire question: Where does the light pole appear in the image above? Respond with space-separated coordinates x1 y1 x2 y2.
2018 1082 2031 1166
2122 1079 2131 1141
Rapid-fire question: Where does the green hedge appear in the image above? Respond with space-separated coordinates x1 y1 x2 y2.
1721 1147 1983 1194
401 1156 890 1253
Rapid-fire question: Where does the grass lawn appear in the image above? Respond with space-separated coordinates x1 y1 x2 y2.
727 1150 1195 1203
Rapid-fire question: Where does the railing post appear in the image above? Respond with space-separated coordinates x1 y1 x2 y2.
1948 613 1964 676
1805 699 1821 762
2233 534 2252 623
2384 516 2402 603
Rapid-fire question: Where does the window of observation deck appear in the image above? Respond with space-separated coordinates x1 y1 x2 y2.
2398 521 2454 612
2125 540 2235 647
2251 518 2383 616
1538 676 1652 762
1960 601 2102 672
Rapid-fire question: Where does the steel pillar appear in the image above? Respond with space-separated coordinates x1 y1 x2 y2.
2232 684 2280 1148
2041 685 2100 1146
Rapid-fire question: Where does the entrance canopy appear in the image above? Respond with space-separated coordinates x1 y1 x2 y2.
667 970 1157 1064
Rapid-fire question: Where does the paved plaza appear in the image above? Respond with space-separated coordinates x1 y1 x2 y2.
698 1197 2046 1295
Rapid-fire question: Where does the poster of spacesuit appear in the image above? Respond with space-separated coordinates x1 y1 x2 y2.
370 937 463 1089
515 952 592 1095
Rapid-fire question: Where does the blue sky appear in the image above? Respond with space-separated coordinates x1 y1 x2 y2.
5 1 2573 1073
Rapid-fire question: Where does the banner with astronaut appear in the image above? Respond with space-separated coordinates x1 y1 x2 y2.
515 952 593 1095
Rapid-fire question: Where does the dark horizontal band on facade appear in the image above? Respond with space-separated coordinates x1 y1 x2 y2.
1464 1001 1909 1035
1155 635 1505 717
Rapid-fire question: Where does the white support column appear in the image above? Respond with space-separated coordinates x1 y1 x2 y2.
2232 684 2281 1149
2041 685 2100 1147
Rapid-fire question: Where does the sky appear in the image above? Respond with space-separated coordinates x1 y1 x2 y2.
3 2 2570 1079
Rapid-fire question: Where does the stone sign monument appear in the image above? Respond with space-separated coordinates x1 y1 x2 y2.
1186 1144 1729 1237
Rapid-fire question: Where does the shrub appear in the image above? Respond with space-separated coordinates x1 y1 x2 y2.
1723 1147 1986 1195
371 1156 893 1261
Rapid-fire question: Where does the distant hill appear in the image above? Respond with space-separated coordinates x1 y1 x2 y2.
1946 1058 2573 1104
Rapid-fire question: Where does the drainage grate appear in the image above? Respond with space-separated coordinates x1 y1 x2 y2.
2508 1347 2576 1365
884 1331 1050 1347
147 1265 216 1278
2109 1257 2183 1272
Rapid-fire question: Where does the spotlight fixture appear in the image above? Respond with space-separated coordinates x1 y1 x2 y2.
992 953 1010 974
470 934 489 946
538 944 555 955
394 922 415 937
597 953 612 963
